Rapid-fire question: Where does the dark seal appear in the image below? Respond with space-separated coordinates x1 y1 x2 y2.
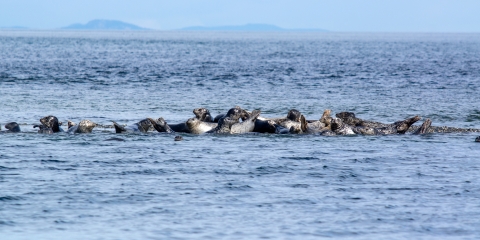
40 115 64 133
206 117 237 134
1 122 21 133
148 118 175 133
174 136 183 141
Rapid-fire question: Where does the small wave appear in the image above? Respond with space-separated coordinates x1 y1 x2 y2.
0 196 23 201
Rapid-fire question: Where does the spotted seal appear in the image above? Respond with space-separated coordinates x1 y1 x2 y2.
148 118 175 133
213 106 249 123
34 124 53 134
193 108 214 122
39 115 64 133
413 118 432 135
231 110 261 134
330 115 421 135
336 112 422 134
186 118 218 134
187 106 248 134
67 120 97 133
112 119 152 133
1 122 21 133
206 117 237 134
162 107 214 133
260 109 304 133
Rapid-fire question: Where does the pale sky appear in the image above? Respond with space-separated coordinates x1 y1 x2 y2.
1 0 480 32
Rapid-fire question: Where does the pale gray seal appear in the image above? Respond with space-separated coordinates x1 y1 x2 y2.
166 108 214 133
67 120 97 133
186 118 218 134
231 110 261 134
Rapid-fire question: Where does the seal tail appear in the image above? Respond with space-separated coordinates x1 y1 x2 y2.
112 121 126 133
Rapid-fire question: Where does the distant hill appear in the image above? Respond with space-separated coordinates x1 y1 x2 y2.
62 19 147 30
181 23 327 32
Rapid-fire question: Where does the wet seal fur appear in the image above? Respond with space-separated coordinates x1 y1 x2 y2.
112 119 152 133
231 110 261 134
206 117 237 134
67 120 97 133
174 136 183 141
40 115 64 133
163 107 214 133
193 108 214 122
186 118 218 134
1 122 21 133
331 114 421 135
148 118 175 133
187 106 247 134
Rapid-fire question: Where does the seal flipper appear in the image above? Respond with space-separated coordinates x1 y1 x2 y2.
394 116 421 134
112 121 126 133
34 124 53 134
147 118 175 133
413 118 432 135
300 115 308 133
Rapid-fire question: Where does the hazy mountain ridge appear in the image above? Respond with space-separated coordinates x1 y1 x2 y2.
62 19 147 30
181 23 327 32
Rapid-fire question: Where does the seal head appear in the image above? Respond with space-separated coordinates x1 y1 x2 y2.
68 120 97 133
193 108 214 122
2 122 21 133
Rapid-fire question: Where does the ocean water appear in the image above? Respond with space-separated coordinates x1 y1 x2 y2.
1 30 480 239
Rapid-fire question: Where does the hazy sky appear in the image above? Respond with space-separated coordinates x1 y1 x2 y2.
1 0 480 31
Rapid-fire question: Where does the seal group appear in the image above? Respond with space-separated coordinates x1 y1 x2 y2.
4 106 479 142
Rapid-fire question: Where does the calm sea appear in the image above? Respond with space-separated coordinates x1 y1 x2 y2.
1 30 480 239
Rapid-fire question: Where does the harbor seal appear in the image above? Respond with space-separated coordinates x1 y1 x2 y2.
193 108 214 122
33 124 53 134
186 118 218 134
214 106 249 123
174 136 183 141
112 119 152 133
206 117 237 134
231 110 261 134
413 118 432 135
67 120 97 133
148 118 175 133
1 122 21 133
40 115 64 133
